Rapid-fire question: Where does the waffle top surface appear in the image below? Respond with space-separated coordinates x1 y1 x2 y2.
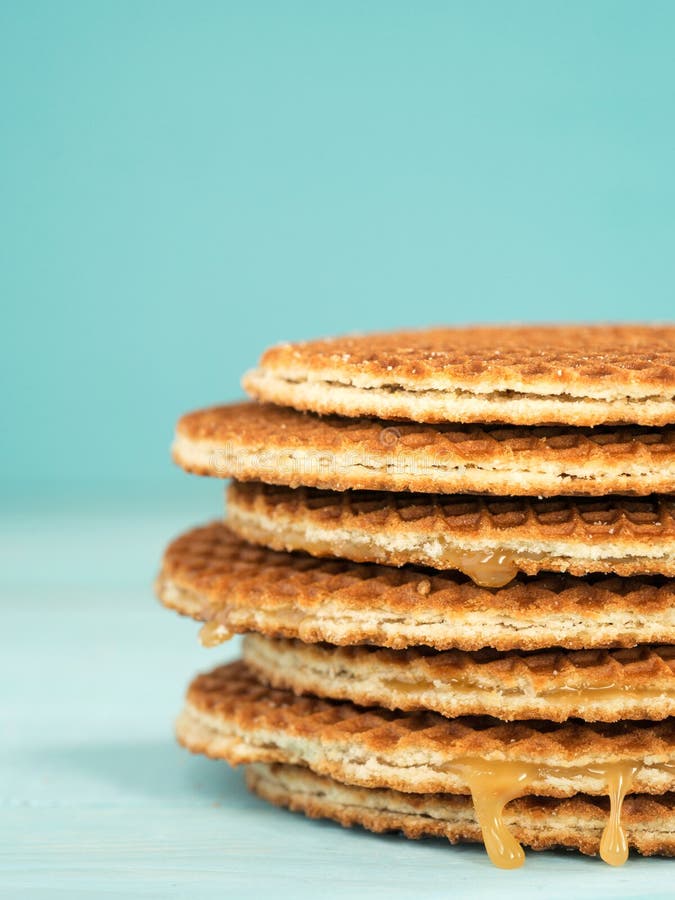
243 325 675 425
242 633 675 723
173 402 675 496
228 481 675 544
226 482 675 580
245 635 675 695
185 661 675 770
157 522 675 651
247 762 675 860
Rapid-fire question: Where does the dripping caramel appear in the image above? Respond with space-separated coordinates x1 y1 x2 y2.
437 548 520 588
199 620 233 647
443 757 653 869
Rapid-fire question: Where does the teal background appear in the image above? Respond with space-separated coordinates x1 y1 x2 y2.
3 1 675 501
3 6 675 898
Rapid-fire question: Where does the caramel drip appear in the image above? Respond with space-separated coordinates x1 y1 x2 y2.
597 762 637 866
199 620 233 647
441 757 649 868
439 549 521 588
453 759 534 869
304 535 524 587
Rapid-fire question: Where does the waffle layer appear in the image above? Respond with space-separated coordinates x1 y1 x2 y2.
177 661 675 797
226 481 675 582
243 325 675 426
243 634 675 723
157 523 675 651
173 402 675 496
247 762 675 859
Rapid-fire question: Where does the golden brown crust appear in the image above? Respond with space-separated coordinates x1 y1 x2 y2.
177 661 675 797
226 481 675 579
246 762 675 859
156 522 675 651
243 325 675 426
173 402 675 497
243 634 675 723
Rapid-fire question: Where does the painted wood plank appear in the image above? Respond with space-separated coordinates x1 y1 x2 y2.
1 506 673 898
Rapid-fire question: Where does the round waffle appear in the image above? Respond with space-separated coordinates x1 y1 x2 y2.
173 402 675 497
156 523 675 652
177 660 675 799
226 481 675 584
242 633 675 724
246 762 675 860
242 325 675 426
178 662 675 868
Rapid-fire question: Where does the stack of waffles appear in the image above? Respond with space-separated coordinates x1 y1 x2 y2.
157 325 675 869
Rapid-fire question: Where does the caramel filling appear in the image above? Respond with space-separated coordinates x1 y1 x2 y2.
295 534 523 587
441 757 649 869
436 549 520 588
199 620 233 647
383 677 673 707
541 684 668 704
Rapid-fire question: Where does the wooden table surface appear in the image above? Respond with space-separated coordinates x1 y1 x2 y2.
2 502 672 899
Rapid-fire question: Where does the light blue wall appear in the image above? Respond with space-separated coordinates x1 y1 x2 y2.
3 2 674 499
